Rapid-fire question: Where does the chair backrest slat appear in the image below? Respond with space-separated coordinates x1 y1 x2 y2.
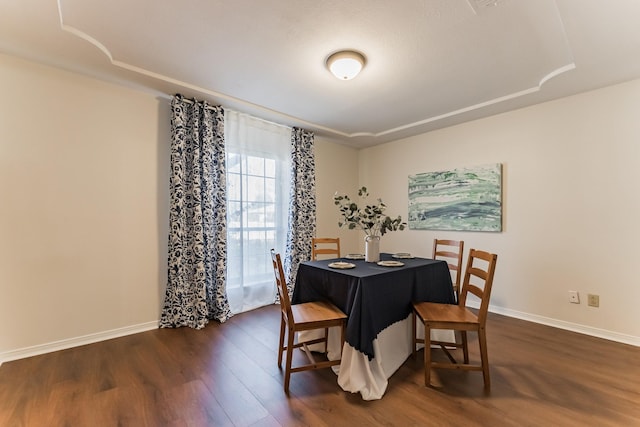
459 249 498 326
433 239 464 298
312 237 341 260
271 249 293 322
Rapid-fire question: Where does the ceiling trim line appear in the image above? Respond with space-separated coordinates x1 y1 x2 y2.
375 63 576 138
56 1 576 143
57 0 113 62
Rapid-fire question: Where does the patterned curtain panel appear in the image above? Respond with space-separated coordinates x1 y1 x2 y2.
284 127 316 296
160 95 232 329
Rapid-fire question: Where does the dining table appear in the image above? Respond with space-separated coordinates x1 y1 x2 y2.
292 252 456 400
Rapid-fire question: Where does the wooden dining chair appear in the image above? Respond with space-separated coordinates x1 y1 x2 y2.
311 237 341 260
433 239 464 300
270 249 347 393
412 249 498 389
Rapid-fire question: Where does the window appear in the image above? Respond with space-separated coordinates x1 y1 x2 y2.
224 111 290 313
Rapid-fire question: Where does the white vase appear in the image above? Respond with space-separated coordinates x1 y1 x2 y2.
365 235 381 262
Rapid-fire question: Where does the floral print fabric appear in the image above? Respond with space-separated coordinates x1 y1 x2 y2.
284 127 316 297
160 95 232 329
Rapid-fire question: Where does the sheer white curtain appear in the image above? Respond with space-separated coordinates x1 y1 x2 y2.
224 110 291 313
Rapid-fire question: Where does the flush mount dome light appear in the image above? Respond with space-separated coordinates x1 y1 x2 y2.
326 50 366 80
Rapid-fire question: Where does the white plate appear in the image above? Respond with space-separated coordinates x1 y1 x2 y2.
377 260 405 267
328 262 356 269
392 253 414 259
345 253 365 260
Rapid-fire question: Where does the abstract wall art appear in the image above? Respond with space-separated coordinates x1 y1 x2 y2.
408 163 502 232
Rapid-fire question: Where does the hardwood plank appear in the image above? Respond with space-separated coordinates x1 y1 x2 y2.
1 304 639 426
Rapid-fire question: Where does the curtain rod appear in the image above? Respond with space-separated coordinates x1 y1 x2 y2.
175 96 292 131
175 96 217 111
226 109 292 131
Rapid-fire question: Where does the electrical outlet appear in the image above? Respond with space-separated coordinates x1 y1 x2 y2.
568 290 580 304
588 294 600 307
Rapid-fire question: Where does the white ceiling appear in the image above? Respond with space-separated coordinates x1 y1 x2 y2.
1 0 640 148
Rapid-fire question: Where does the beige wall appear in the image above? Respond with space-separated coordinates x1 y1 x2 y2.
0 53 170 360
355 79 640 343
314 136 360 254
2 51 638 362
0 53 362 362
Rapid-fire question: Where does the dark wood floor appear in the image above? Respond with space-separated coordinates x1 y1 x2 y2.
1 304 638 426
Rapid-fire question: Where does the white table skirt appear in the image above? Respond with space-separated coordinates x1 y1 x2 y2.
300 315 453 400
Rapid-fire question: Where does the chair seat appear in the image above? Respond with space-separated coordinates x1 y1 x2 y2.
291 301 347 327
413 302 479 328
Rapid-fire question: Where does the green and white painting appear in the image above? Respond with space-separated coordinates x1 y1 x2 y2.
408 163 502 232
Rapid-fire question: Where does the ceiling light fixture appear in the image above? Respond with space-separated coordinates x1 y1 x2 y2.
326 50 366 80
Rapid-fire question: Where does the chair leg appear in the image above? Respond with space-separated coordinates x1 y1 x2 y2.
324 327 329 353
411 311 417 359
284 327 295 393
461 330 469 364
424 324 432 387
277 314 286 367
478 327 490 389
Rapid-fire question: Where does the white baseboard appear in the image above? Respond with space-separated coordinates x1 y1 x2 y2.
2 304 638 368
466 301 640 347
0 321 158 366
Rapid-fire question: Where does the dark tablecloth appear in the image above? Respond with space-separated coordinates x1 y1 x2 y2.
292 253 455 360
